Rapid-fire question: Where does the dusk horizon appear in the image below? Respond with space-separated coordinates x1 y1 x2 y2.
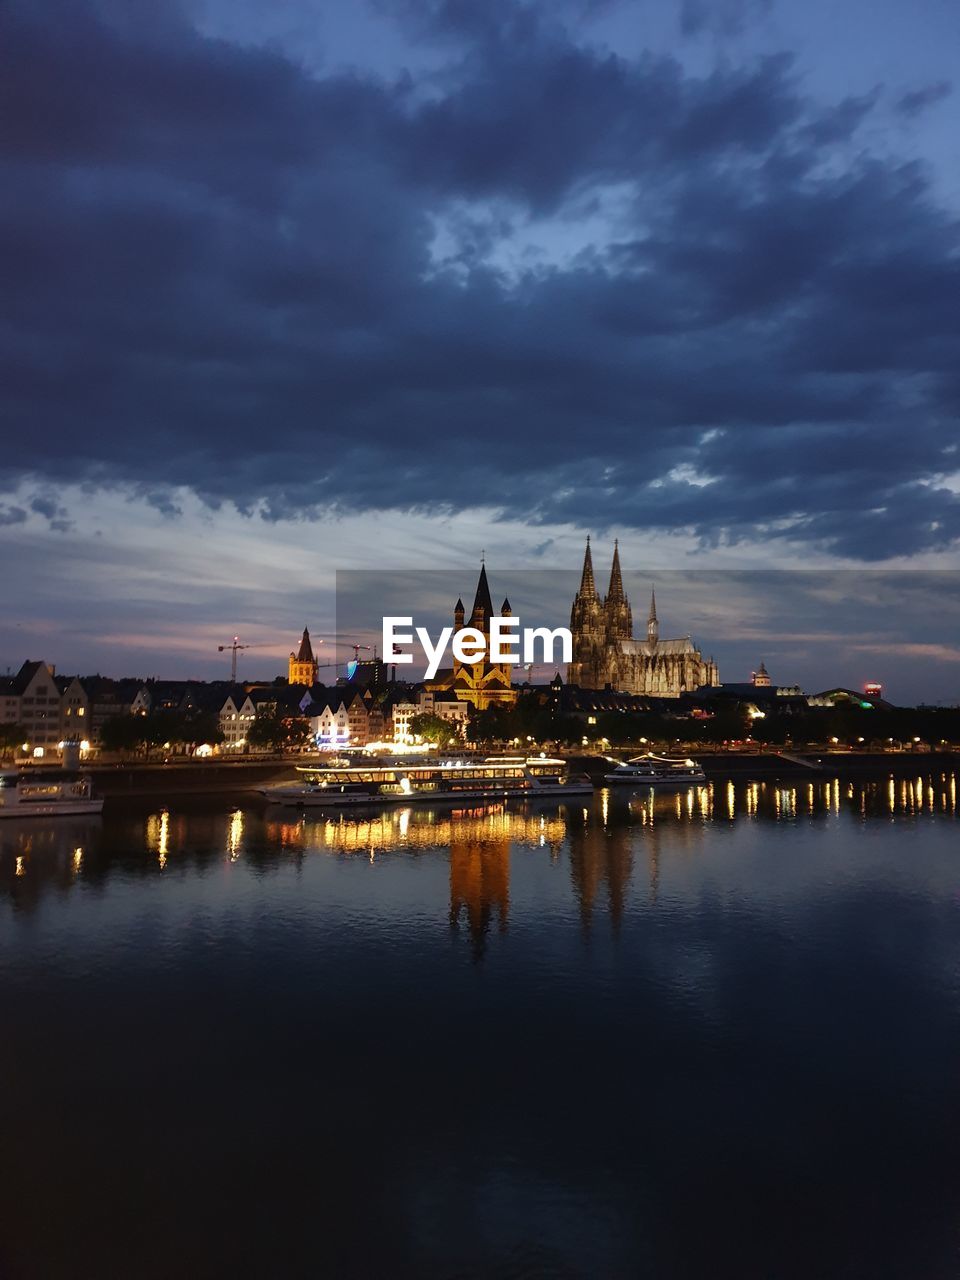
3 5 960 1279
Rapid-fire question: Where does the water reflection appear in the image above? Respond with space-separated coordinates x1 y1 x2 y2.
1 772 956 924
449 823 511 959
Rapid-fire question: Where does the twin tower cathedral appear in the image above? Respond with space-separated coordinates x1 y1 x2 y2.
568 539 719 697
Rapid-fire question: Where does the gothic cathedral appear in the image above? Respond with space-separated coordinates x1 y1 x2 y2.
568 539 718 696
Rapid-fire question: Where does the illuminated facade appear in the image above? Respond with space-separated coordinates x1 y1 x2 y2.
288 627 319 687
568 539 718 697
428 564 517 711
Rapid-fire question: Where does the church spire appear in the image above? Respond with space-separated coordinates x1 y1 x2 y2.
607 539 624 602
470 561 494 629
296 627 314 663
647 587 659 645
578 536 597 598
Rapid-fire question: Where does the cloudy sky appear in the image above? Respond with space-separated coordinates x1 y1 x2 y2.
1 0 958 692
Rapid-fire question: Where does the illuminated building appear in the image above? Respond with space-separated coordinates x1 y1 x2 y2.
568 539 718 697
752 661 771 687
427 563 517 711
288 627 319 687
0 661 63 758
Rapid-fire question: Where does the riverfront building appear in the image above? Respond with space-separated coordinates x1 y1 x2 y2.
426 564 518 712
568 539 718 697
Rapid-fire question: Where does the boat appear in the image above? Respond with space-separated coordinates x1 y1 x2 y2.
603 753 706 786
0 769 105 818
261 755 594 809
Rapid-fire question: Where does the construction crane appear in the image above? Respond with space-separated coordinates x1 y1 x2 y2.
217 637 268 682
309 643 376 678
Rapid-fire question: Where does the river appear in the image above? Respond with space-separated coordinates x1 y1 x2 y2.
1 770 958 1278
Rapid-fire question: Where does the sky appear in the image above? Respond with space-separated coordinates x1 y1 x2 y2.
1 0 958 694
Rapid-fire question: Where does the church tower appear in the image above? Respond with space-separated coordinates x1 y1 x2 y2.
568 537 605 688
646 588 659 646
604 540 632 642
288 627 319 687
566 541 719 696
448 563 516 710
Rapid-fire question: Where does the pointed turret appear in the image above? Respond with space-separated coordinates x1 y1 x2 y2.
470 563 494 631
454 596 465 628
289 626 319 687
578 536 598 599
603 539 632 644
569 536 604 687
501 597 511 616
607 539 625 602
296 627 314 664
646 588 659 645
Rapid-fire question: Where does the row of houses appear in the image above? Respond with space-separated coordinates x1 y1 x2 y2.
0 661 471 758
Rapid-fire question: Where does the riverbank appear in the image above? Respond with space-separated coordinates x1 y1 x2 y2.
570 749 956 781
76 749 957 801
85 759 298 798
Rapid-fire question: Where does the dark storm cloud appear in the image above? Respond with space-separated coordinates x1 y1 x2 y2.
1 0 959 560
895 81 952 118
679 0 772 39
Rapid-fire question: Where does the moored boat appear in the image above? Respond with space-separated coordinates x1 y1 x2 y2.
603 753 706 786
0 770 105 818
261 755 594 809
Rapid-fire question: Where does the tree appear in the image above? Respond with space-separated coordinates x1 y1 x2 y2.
408 713 460 746
0 723 26 761
248 713 311 752
100 714 148 755
467 705 519 744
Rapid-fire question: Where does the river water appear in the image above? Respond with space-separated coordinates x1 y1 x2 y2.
1 771 959 1279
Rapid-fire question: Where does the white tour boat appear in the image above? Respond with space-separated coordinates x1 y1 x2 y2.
603 753 707 786
262 755 594 809
0 770 105 818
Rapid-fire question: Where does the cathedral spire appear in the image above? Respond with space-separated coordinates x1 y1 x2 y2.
647 587 659 645
607 539 625 602
578 536 597 598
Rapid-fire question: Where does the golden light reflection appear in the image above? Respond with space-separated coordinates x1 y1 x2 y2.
2 770 957 913
216 770 960 873
147 809 170 869
284 806 569 857
227 809 243 861
701 784 713 820
746 782 759 816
